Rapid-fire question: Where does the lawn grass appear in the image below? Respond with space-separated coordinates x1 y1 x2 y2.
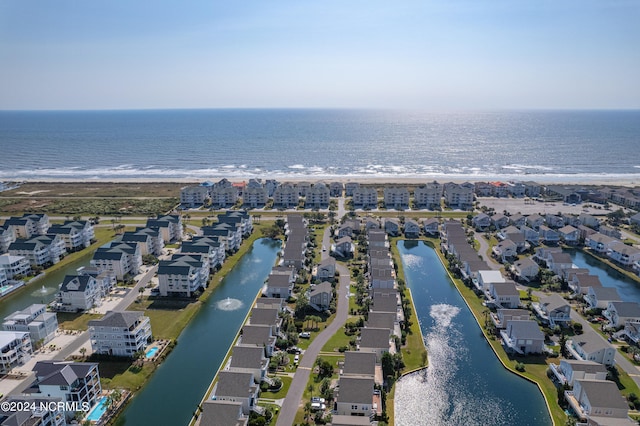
100 362 156 391
260 375 293 400
57 312 103 331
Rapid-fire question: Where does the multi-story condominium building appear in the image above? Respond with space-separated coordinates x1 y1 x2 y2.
158 253 209 297
0 267 6 287
146 214 183 243
345 182 360 197
383 187 409 209
202 223 241 252
296 181 312 197
56 274 103 312
0 395 65 426
185 236 226 268
91 241 141 280
243 185 268 208
47 220 94 251
0 224 16 253
4 214 50 239
0 331 32 373
180 185 210 207
522 181 542 197
0 253 31 279
414 182 443 209
218 211 253 237
305 183 330 208
210 185 239 208
352 186 378 209
329 181 344 197
507 181 526 197
32 361 102 421
128 227 164 256
8 234 66 268
2 304 58 347
88 310 152 357
273 183 299 208
444 183 474 210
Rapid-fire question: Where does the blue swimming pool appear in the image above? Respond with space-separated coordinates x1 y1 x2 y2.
86 396 108 422
145 347 159 358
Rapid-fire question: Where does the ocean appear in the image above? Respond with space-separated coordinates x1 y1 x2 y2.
1 109 639 183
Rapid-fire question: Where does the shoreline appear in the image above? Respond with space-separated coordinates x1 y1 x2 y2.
3 175 640 187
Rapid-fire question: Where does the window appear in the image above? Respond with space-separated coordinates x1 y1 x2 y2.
351 405 358 410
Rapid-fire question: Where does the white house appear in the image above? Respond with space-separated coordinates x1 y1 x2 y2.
511 257 539 282
157 253 209 297
500 320 544 355
227 345 268 383
212 371 258 415
0 331 32 373
335 376 375 417
383 187 409 210
489 282 520 309
2 304 58 347
532 294 571 327
585 286 622 310
0 253 31 279
88 311 152 357
549 359 607 386
608 244 640 267
603 301 640 329
566 379 632 424
585 233 620 254
566 331 616 366
56 274 103 312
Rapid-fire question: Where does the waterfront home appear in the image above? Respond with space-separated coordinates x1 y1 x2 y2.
500 320 544 354
218 211 253 237
547 251 574 275
316 257 336 281
189 236 226 268
511 257 539 282
272 183 299 208
296 181 312 197
345 182 360 197
471 213 491 231
520 225 540 245
358 328 394 361
243 185 268 208
507 181 526 197
146 214 183 243
0 224 16 253
92 241 142 280
383 186 409 210
211 371 258 415
199 400 247 426
491 308 531 329
550 359 607 386
342 351 377 381
31 361 102 421
545 215 565 229
443 183 474 210
332 416 372 426
0 395 65 426
247 308 281 335
239 325 276 357
558 225 580 245
335 376 376 417
203 223 242 252
265 273 293 299
421 218 439 236
369 265 395 289
352 187 378 209
158 253 209 297
180 241 219 271
334 236 354 258
254 297 285 311
565 379 632 424
180 185 210 207
367 229 388 248
538 225 560 244
330 181 344 197
2 304 58 346
56 274 102 312
48 220 95 251
0 331 32 373
492 239 517 263
585 233 620 254
4 214 50 239
488 281 520 309
403 219 420 238
413 182 443 209
366 312 399 337
9 235 66 268
569 273 603 295
370 292 400 316
0 268 6 287
477 270 505 293
383 218 400 236
510 214 527 228
566 331 616 366
599 225 622 240
491 213 510 229
625 322 640 344
88 310 151 357
608 243 640 267
210 185 239 208
585 286 622 310
228 345 268 383
309 281 333 311
305 182 330 208
0 253 31 279
532 294 571 327
120 230 158 257
563 268 590 282
603 301 640 329
130 227 165 256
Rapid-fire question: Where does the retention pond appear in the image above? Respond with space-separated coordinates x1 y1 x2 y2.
394 240 551 426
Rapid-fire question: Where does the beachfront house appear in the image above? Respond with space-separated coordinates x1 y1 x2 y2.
414 182 443 209
352 187 378 209
500 320 545 355
0 224 16 254
32 361 102 421
566 331 616 366
0 331 32 373
2 304 58 347
383 186 409 210
88 310 152 357
180 185 210 207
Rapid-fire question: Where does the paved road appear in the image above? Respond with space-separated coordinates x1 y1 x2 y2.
474 231 501 270
276 229 350 426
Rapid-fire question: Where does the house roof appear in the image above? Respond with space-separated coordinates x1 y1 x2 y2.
478 270 505 284
331 415 372 426
514 257 538 270
342 351 377 377
609 301 640 318
576 379 629 410
310 281 332 298
88 311 145 328
240 325 273 347
359 328 391 349
590 286 621 301
229 345 266 369
572 331 608 353
338 376 375 405
370 296 397 314
576 274 603 288
249 308 279 326
33 361 97 386
60 275 94 292
267 274 291 289
491 282 519 297
507 320 544 340
200 400 244 426
215 371 255 398
366 312 396 330
549 252 573 264
540 294 569 313
560 359 607 375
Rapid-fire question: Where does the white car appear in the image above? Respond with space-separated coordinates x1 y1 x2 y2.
294 354 300 364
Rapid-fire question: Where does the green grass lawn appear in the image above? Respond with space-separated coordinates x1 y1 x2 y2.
260 375 293 400
57 312 103 331
100 361 156 391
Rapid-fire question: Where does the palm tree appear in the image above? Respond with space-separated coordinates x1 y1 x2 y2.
303 401 312 423
79 347 87 359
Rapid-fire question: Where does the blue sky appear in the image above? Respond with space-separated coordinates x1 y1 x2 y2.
1 0 638 110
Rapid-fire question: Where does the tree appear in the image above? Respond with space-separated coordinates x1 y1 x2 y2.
79 347 87 359
317 358 334 379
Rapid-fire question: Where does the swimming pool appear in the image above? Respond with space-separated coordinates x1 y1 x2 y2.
145 347 159 358
86 396 108 422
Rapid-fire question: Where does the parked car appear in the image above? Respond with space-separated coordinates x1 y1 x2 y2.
294 354 300 364
299 332 311 339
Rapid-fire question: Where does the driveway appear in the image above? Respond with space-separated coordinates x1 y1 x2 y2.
474 231 501 270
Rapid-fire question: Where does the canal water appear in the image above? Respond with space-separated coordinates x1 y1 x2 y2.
568 249 640 303
115 238 281 426
0 255 91 320
394 240 551 426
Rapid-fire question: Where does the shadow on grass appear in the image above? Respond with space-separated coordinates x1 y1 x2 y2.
146 298 194 310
